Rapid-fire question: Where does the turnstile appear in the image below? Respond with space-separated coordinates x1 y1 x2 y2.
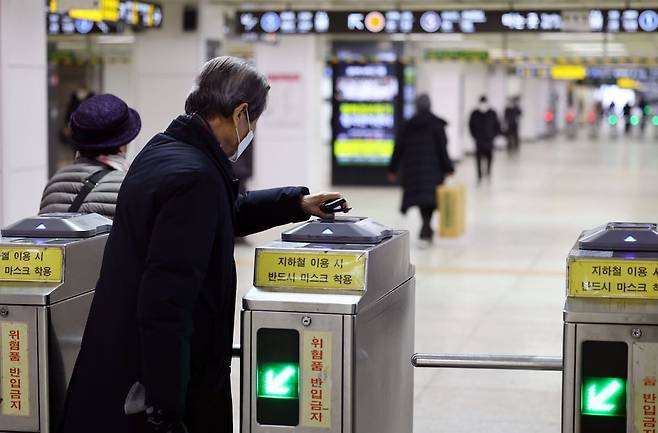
0 213 110 432
563 222 658 433
241 217 415 433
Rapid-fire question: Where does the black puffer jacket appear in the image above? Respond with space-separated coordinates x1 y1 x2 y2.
389 110 454 213
40 157 126 219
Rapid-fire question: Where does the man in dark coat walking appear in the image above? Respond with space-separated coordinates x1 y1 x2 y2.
503 96 522 155
58 57 344 433
388 94 454 243
469 96 501 183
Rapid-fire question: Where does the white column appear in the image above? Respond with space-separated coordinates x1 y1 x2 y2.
553 79 570 131
252 36 329 192
416 62 464 159
103 59 134 106
127 0 202 159
486 65 508 149
520 77 552 141
488 65 508 116
0 0 48 226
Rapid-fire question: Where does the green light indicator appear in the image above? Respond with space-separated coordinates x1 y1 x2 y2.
608 115 618 126
630 115 640 126
652 115 658 126
257 363 299 399
644 105 653 115
581 377 626 417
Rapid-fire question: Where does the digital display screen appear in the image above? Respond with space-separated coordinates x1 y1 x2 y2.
580 341 628 432
237 9 658 34
332 63 399 167
256 328 300 426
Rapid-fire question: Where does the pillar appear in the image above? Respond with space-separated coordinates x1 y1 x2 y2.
0 0 48 226
252 36 329 192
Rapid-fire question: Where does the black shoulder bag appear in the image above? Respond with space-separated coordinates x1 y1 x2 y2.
68 168 112 213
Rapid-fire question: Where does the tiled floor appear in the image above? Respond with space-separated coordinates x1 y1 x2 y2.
230 133 658 432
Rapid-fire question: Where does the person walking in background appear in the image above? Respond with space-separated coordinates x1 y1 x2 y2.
388 94 454 245
503 96 522 154
469 96 501 183
40 94 140 219
623 102 633 135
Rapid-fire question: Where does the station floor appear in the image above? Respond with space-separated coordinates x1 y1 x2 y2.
230 132 658 432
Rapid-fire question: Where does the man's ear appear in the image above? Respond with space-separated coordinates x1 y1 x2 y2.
232 102 249 125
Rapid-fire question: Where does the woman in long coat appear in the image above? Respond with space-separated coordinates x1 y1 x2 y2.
388 94 454 243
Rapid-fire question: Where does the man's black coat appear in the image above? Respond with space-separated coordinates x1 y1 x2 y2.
58 114 310 433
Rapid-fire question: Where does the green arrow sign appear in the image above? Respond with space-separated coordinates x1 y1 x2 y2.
581 377 626 417
257 363 299 400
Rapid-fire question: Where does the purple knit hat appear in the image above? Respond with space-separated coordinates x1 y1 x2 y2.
70 94 141 150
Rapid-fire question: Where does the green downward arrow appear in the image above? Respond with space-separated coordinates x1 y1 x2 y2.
265 366 296 395
582 377 626 417
257 363 299 400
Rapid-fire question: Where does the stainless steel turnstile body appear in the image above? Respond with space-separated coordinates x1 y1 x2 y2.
241 218 415 433
562 223 658 433
0 214 110 432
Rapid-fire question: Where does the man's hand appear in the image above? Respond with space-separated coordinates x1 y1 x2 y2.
145 408 188 433
301 192 349 219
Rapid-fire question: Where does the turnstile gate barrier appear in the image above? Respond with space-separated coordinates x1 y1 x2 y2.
241 217 415 433
0 213 110 432
563 222 658 433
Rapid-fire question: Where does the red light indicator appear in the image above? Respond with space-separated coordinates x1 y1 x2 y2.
587 111 597 124
544 111 555 122
566 111 576 123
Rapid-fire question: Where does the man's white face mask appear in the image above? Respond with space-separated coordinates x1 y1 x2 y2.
230 109 254 163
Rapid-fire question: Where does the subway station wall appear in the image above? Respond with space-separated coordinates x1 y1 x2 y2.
0 0 48 226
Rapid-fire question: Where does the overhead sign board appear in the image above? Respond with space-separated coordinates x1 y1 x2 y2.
47 0 162 35
237 9 658 34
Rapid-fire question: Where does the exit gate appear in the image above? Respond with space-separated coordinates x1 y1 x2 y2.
235 221 658 433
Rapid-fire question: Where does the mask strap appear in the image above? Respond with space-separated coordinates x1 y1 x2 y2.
246 110 251 132
235 108 251 142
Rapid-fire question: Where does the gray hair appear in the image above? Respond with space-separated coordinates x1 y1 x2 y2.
185 56 270 120
415 94 431 112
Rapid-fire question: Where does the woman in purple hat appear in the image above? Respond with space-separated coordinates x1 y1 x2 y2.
40 93 141 219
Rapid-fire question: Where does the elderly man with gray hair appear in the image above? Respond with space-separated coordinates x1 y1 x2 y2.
58 57 346 433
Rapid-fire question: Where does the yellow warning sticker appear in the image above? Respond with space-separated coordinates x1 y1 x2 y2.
255 251 366 291
0 247 63 283
1 322 30 416
632 342 658 432
568 259 658 299
302 331 332 429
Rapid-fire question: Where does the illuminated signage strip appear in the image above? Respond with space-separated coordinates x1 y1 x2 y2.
237 9 658 34
47 0 162 35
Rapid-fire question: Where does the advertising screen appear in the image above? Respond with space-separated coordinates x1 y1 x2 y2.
332 63 400 174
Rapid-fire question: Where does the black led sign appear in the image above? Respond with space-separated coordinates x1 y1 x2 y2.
237 9 658 34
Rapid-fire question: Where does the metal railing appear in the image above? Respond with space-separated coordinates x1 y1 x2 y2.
232 344 562 372
411 353 563 371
